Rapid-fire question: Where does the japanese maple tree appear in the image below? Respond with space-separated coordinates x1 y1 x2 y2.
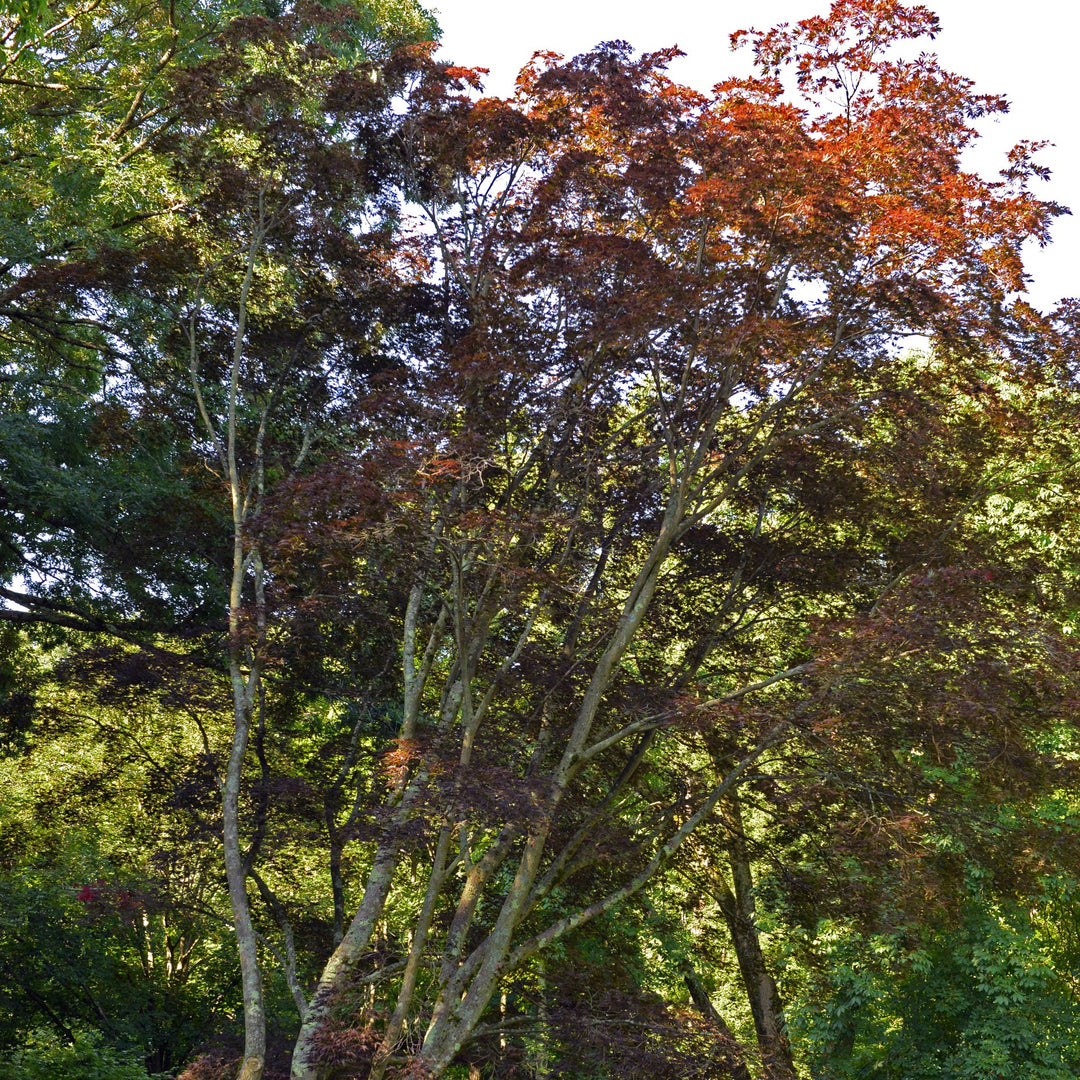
271 3 1072 1078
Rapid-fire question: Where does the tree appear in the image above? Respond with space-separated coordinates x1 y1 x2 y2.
270 4 1073 1077
0 0 436 638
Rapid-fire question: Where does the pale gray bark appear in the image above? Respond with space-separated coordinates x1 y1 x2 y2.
291 842 399 1080
190 201 269 1080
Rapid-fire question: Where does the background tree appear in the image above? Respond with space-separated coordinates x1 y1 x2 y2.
1 0 437 1076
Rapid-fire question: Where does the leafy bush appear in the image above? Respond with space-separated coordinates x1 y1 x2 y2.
0 1028 160 1080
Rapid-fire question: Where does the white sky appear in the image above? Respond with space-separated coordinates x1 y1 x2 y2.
430 0 1078 312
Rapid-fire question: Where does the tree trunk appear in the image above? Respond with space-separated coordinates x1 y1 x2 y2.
224 561 265 1080
682 963 754 1080
290 842 400 1080
189 205 270 1080
715 796 799 1080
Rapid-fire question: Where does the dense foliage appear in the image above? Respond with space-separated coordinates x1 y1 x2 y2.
2 0 1080 1078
